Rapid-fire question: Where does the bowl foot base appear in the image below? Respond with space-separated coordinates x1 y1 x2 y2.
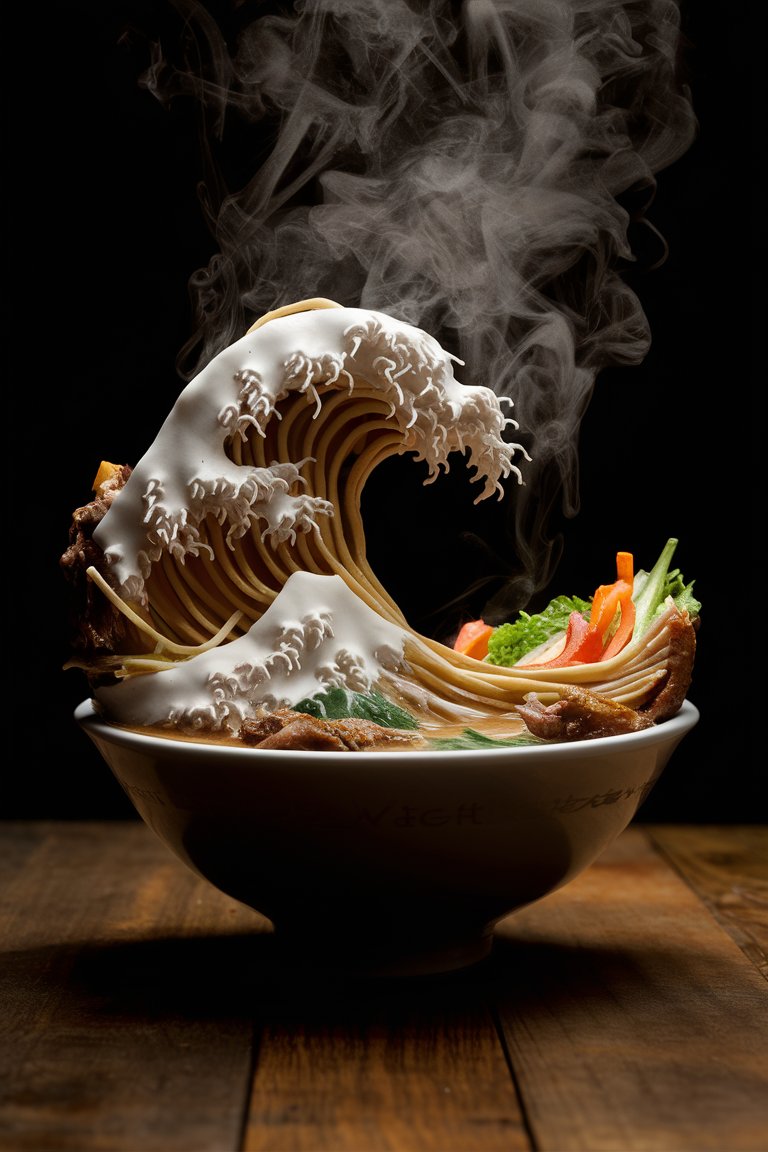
272 925 495 979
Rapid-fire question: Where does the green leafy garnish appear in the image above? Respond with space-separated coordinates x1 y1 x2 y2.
428 728 544 750
484 540 700 670
631 538 701 640
291 687 420 729
485 595 591 667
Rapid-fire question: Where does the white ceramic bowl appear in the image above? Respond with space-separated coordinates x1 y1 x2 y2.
76 698 699 976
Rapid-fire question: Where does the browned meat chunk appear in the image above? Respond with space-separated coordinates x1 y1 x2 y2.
250 716 350 751
239 709 425 751
638 611 697 722
515 686 655 742
515 608 699 740
60 465 135 664
237 712 288 743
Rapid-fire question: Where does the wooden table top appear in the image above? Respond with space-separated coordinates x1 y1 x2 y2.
1 821 766 1152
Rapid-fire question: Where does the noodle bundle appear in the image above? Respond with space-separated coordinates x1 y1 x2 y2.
84 301 686 736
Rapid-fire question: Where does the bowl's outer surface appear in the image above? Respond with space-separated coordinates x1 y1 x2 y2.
75 699 699 974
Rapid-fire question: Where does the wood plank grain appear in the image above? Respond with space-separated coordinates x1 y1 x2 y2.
0 821 271 1152
243 969 530 1152
491 826 768 1152
4 823 766 1152
646 824 768 979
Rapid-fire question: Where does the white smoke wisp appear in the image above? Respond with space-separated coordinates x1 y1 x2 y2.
141 0 696 619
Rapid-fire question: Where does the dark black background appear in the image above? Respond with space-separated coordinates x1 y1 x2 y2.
7 1 764 821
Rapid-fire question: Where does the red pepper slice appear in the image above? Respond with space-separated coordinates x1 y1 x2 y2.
522 610 604 669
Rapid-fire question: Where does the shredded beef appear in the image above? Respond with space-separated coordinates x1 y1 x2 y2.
60 465 134 662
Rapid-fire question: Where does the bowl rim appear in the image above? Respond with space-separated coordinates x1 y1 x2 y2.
75 697 700 765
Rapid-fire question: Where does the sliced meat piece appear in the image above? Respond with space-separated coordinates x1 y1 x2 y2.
238 708 425 751
515 685 655 742
325 716 424 751
638 611 697 722
238 711 293 744
252 716 350 751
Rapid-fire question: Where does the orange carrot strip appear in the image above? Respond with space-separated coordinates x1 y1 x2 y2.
601 598 636 659
592 552 635 660
453 620 494 661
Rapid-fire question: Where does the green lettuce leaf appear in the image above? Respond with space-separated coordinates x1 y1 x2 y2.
485 594 591 667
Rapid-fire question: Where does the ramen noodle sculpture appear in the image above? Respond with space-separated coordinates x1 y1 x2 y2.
61 300 699 750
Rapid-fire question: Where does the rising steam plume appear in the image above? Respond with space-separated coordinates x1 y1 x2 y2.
138 0 695 627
